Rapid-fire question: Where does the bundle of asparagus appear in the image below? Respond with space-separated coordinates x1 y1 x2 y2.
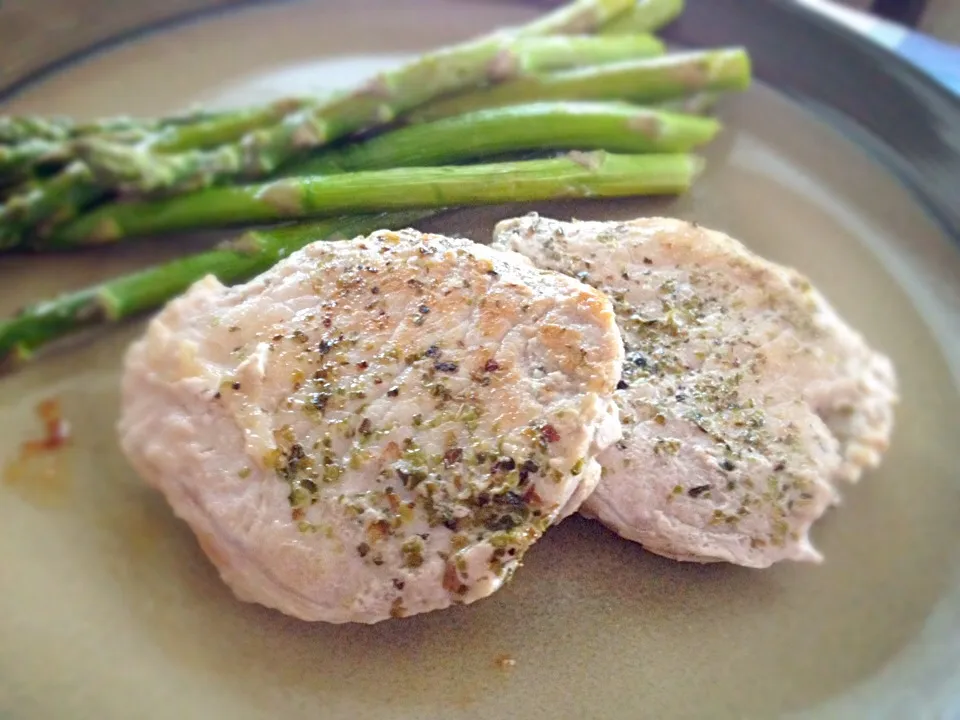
0 0 752 372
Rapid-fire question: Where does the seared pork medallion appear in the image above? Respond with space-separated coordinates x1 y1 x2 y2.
493 214 897 568
117 228 624 623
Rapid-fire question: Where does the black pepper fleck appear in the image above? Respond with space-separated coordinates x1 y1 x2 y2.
493 456 516 472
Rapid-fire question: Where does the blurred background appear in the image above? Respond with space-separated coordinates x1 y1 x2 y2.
841 0 959 42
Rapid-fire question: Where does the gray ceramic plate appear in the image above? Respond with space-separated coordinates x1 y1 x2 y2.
1 1 958 718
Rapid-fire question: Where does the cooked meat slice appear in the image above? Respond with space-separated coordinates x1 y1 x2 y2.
118 228 623 623
492 214 898 568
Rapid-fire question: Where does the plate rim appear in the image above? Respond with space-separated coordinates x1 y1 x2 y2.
0 0 958 716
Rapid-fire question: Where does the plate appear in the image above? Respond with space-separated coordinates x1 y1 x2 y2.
1 1 959 718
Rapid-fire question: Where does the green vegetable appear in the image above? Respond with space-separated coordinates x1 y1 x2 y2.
600 0 685 34
271 101 720 175
407 48 751 122
0 211 434 371
43 152 703 246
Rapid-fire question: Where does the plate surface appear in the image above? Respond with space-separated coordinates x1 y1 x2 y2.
1 1 959 718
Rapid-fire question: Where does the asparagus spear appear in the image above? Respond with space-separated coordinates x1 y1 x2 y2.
0 111 199 148
42 152 702 246
653 91 720 115
73 1 640 195
0 211 434 371
0 116 74 144
0 107 312 247
0 162 99 249
510 0 637 35
149 35 662 155
148 98 312 153
0 104 301 245
286 101 719 175
0 140 66 186
600 0 685 34
408 48 750 122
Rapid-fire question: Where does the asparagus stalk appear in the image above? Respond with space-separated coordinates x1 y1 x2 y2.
0 162 100 249
0 211 434 371
510 0 637 35
148 98 311 153
0 113 223 192
493 33 664 72
0 106 311 248
600 0 685 34
149 35 662 155
0 116 74 144
72 1 640 195
287 101 719 175
653 91 720 115
42 152 702 246
408 47 750 122
0 140 66 186
0 105 305 246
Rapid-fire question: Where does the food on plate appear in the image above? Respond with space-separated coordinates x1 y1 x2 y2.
0 0 747 255
117 228 624 623
0 0 644 250
0 0 756 373
492 214 898 567
42 152 703 246
0 0 900 613
286 101 721 176
600 0 684 35
407 49 751 123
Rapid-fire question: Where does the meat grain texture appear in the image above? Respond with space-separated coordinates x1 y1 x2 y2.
493 214 897 568
118 228 624 623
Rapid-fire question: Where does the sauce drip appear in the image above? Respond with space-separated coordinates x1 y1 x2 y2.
2 397 72 507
